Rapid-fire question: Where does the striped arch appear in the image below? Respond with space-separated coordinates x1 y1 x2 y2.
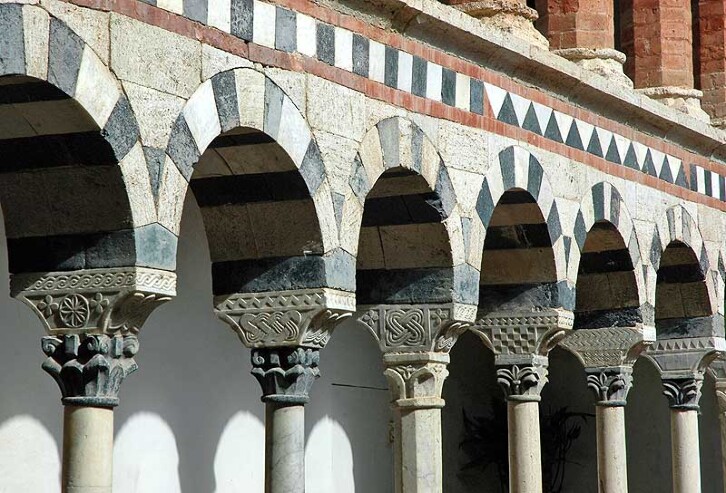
649 205 720 321
339 117 476 305
473 146 569 304
161 67 349 292
0 4 163 273
570 182 647 305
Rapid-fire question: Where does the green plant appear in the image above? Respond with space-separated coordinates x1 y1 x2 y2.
459 397 593 493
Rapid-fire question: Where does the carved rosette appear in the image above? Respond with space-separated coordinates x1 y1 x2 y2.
42 333 139 407
662 377 703 410
560 326 655 369
251 347 320 404
12 267 176 335
496 356 549 402
586 367 634 406
474 309 574 358
357 303 475 353
215 288 355 349
383 352 450 409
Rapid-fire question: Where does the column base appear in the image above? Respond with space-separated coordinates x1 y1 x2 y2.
452 0 548 48
638 86 711 123
553 48 632 87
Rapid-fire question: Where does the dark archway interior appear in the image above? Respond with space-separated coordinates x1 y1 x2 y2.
479 189 558 314
574 221 640 329
0 75 133 274
190 127 323 296
356 167 452 305
655 240 712 338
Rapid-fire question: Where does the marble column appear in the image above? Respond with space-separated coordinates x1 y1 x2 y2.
215 288 355 493
253 347 319 493
385 352 450 493
647 333 725 493
358 302 475 493
12 267 176 493
497 357 548 493
587 367 634 493
560 324 654 493
709 362 726 490
474 308 574 493
662 377 703 493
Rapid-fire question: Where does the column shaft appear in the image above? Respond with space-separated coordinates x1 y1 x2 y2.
62 406 114 493
596 405 628 493
507 400 542 493
719 411 726 492
670 409 701 493
265 402 305 493
395 407 443 493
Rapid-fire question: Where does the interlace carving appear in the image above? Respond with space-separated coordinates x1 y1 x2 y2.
358 304 473 353
662 377 703 410
216 289 354 349
251 347 320 404
474 309 573 357
42 333 139 407
586 368 633 406
13 267 175 334
496 359 549 402
383 352 449 409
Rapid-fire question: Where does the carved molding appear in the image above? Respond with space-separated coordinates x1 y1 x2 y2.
474 309 574 356
383 352 450 409
358 304 473 353
646 336 725 380
42 333 139 407
216 288 355 349
496 356 549 402
13 267 176 335
662 377 703 410
586 367 634 406
560 326 655 368
251 346 320 404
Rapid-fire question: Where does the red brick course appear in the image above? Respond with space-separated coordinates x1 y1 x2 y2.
66 0 726 213
538 0 615 50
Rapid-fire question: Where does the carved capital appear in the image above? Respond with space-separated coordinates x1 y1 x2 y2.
358 303 474 353
708 359 726 414
496 356 549 402
12 267 175 335
251 347 320 404
216 288 355 349
474 309 573 357
646 336 725 380
42 333 139 407
586 367 634 406
383 352 449 409
662 377 703 410
560 325 655 368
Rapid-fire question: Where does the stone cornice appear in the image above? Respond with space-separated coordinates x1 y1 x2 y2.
357 303 475 353
362 0 726 161
12 267 176 335
473 309 574 357
215 288 355 349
